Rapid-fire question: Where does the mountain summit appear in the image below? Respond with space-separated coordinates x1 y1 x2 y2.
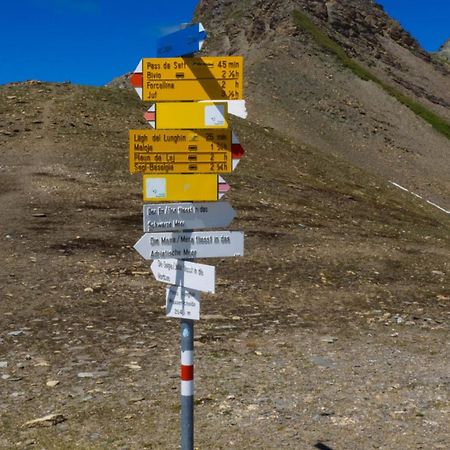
437 38 450 61
194 0 450 211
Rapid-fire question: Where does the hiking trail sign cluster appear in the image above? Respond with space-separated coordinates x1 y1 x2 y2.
128 22 245 450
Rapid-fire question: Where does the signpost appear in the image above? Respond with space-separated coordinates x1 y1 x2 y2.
151 259 215 293
128 22 245 450
144 102 229 129
143 202 236 232
134 231 244 260
156 23 206 58
166 286 201 320
143 174 230 202
129 129 232 174
130 56 244 102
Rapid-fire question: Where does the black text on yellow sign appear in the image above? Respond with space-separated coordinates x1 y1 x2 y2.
142 56 243 102
129 129 232 174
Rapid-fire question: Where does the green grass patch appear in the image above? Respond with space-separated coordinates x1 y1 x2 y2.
292 10 450 140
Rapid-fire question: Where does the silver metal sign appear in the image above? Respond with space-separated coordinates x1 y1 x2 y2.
134 231 244 260
151 259 215 293
143 202 236 232
166 286 201 321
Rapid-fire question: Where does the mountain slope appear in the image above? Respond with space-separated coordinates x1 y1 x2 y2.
194 0 450 210
0 80 449 448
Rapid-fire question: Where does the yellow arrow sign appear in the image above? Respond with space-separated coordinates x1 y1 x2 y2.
129 129 232 174
146 102 229 129
143 174 230 202
142 56 243 102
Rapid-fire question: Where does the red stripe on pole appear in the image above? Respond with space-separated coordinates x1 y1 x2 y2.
130 73 143 87
232 143 245 158
181 365 194 381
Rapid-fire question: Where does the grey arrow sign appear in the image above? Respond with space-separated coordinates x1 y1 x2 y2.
134 231 244 260
151 259 215 293
143 202 236 232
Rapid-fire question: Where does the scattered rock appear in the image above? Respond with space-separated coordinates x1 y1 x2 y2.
124 363 142 371
0 361 7 368
320 336 338 343
77 371 108 379
46 380 60 387
311 356 336 368
8 330 25 337
431 270 445 276
77 372 95 378
23 413 66 428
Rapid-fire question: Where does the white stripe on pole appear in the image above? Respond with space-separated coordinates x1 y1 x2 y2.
181 350 194 366
181 380 194 396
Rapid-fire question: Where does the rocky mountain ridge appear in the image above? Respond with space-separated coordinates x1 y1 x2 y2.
436 38 450 61
193 0 450 211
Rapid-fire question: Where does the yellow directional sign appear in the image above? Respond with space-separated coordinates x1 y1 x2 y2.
142 56 243 102
134 160 231 174
129 129 232 174
148 102 229 129
143 174 229 202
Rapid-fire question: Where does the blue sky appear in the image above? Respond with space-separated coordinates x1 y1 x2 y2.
377 0 449 52
0 0 448 86
0 0 199 86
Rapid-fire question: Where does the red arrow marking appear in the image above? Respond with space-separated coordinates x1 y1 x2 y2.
232 143 245 158
130 72 143 88
144 111 156 121
218 181 230 193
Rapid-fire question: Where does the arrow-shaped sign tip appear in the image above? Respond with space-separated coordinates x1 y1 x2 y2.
133 235 147 259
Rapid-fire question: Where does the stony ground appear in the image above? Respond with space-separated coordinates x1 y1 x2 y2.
0 83 449 449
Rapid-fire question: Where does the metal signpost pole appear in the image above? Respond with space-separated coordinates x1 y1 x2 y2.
130 22 245 449
181 318 194 449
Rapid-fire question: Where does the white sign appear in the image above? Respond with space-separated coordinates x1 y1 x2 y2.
200 100 247 119
204 104 225 126
143 202 236 232
151 259 215 293
166 286 200 320
134 231 244 260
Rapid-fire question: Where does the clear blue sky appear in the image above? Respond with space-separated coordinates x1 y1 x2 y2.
0 0 199 86
377 0 449 52
0 0 448 86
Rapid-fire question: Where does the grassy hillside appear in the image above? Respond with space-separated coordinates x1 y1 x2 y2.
292 9 450 140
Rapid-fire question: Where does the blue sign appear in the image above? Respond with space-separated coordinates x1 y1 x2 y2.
156 23 207 57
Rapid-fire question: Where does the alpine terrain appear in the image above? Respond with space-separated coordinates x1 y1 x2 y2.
0 1 449 449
